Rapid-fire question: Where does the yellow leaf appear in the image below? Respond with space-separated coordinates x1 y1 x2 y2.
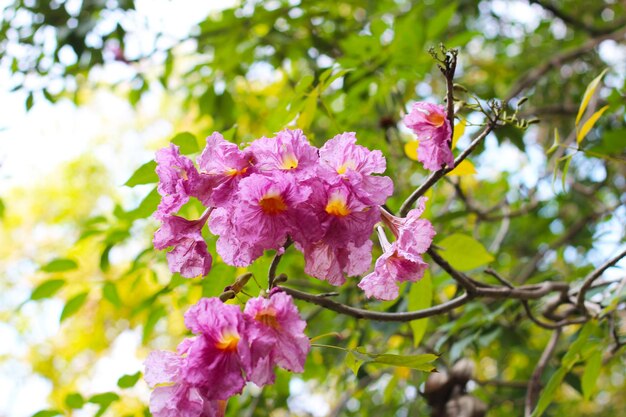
297 90 318 130
451 118 466 150
404 140 419 161
446 160 476 176
577 105 609 145
576 69 607 126
442 284 456 299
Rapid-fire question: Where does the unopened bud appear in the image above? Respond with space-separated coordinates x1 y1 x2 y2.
219 290 236 302
274 273 288 285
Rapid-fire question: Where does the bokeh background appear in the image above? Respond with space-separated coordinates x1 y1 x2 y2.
1 1 625 416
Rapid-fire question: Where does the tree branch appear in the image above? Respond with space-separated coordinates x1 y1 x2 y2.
529 0 626 37
505 25 626 102
525 328 562 417
576 248 626 313
279 286 471 322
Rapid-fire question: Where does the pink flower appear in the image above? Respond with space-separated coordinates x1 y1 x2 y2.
318 132 393 205
297 239 372 285
209 207 264 267
380 199 434 251
359 203 435 300
182 298 251 400
309 181 380 248
144 350 227 417
155 144 205 218
153 211 212 278
244 291 310 386
358 229 430 300
403 102 453 171
234 173 318 250
196 132 254 207
249 129 319 179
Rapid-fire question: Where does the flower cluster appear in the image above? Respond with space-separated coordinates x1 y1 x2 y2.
359 198 435 300
145 291 309 417
154 129 395 287
404 102 454 171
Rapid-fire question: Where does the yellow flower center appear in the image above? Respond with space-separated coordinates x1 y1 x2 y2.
325 194 351 217
255 309 280 329
281 154 299 170
259 192 288 215
215 332 239 352
426 112 446 127
174 166 189 180
336 160 356 175
225 166 248 177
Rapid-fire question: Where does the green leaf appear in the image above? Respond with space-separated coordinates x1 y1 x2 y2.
408 272 432 347
562 322 594 367
531 366 568 417
26 92 34 111
532 323 595 416
60 292 89 322
320 68 353 90
576 69 607 126
437 234 494 271
89 392 120 417
294 74 314 94
577 105 609 145
546 129 560 155
368 352 438 371
124 160 157 187
171 132 200 155
345 351 364 376
143 305 166 343
100 244 112 272
102 282 122 307
561 154 573 190
426 2 457 39
41 258 78 273
65 392 85 409
348 348 438 373
31 279 65 300
123 187 160 221
117 371 141 388
0 198 5 219
581 349 602 400
31 411 61 417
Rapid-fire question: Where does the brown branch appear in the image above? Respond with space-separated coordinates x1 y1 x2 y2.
576 248 626 313
475 378 528 389
268 239 293 289
529 0 626 37
515 210 603 283
279 286 471 322
427 248 478 294
525 328 562 417
440 49 458 145
505 25 626 102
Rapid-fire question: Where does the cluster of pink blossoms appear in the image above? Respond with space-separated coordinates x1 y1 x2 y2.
153 128 434 297
145 291 309 417
148 125 440 414
404 102 454 171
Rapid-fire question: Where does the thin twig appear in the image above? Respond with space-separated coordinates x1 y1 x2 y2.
268 239 293 289
525 329 562 417
529 0 626 36
576 248 626 313
506 26 626 102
